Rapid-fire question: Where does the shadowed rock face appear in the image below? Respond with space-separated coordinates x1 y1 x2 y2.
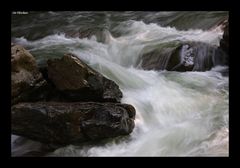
11 45 49 105
47 54 122 102
219 20 228 65
138 41 227 72
12 102 135 146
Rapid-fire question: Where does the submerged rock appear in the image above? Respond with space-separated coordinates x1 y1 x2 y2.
11 45 49 105
65 27 107 43
12 102 135 146
138 41 227 72
47 54 122 102
138 41 182 71
11 135 56 157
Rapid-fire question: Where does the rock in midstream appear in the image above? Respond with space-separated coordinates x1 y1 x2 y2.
12 102 135 146
47 54 123 102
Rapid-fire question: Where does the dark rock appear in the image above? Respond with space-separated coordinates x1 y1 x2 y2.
219 20 229 65
137 41 182 71
47 54 122 102
12 102 135 146
11 45 49 105
138 41 227 72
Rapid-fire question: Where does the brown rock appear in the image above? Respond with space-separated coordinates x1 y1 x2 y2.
11 45 49 104
47 54 122 102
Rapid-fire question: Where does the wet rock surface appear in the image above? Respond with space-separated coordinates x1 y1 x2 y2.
12 102 135 145
47 54 122 102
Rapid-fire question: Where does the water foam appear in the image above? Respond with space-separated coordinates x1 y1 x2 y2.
12 19 228 156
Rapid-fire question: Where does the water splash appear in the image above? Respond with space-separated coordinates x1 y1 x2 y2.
11 13 228 156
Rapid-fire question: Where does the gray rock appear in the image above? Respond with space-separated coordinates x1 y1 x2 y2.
138 41 227 72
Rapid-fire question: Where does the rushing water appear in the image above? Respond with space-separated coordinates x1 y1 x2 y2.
11 11 229 156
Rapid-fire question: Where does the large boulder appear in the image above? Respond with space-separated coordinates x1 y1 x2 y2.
47 54 122 102
11 45 49 104
12 102 135 146
138 41 227 72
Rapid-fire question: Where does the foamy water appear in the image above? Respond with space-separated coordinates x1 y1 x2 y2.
11 12 228 156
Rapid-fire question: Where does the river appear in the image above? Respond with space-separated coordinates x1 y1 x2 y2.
11 11 229 156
